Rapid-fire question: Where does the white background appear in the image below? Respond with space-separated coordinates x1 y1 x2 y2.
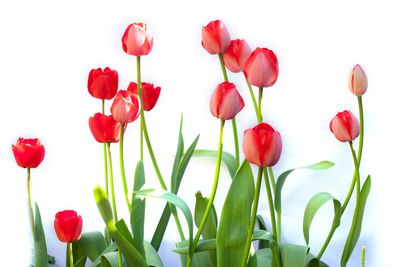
0 0 398 266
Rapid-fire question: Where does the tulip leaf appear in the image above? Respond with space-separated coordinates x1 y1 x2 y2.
216 161 255 267
67 243 86 267
341 175 371 266
101 251 121 267
247 248 272 267
256 215 270 249
279 243 309 267
151 205 171 251
305 254 330 267
176 241 214 267
193 149 236 178
144 241 164 267
303 192 341 246
91 243 118 266
73 231 106 262
131 160 146 258
171 114 184 192
34 203 48 267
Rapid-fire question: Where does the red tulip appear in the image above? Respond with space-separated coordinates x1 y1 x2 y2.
110 90 140 124
89 113 122 143
202 20 230 55
210 82 244 120
244 48 279 88
54 210 82 243
128 82 161 111
348 64 368 96
243 123 282 167
87 67 118 100
330 110 360 142
12 138 45 168
122 22 153 56
223 39 252 73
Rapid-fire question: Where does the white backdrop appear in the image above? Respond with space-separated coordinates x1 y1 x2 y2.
0 0 398 266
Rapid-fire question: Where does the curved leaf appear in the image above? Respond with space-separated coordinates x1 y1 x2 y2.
74 231 106 262
91 243 118 266
144 241 164 267
193 149 236 178
101 252 121 267
280 243 309 267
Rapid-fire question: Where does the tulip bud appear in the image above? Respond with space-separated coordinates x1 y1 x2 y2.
348 64 368 96
54 210 83 243
330 110 360 142
128 82 161 111
244 47 279 88
243 123 282 167
222 39 251 73
122 22 153 56
12 138 45 168
110 90 140 124
210 82 244 120
202 20 231 55
89 113 122 143
94 186 116 232
87 67 118 100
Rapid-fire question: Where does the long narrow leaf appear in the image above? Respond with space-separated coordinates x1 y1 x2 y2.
73 231 106 262
131 160 146 258
144 241 164 267
280 243 309 267
193 149 236 178
34 203 48 267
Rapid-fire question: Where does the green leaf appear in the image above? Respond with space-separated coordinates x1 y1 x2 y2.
216 161 255 267
101 252 121 267
34 203 48 267
171 114 184 191
91 243 118 266
280 243 309 267
176 241 214 267
131 160 146 258
144 241 164 267
151 205 171 251
247 248 272 267
306 253 330 267
256 215 269 249
341 175 371 266
67 243 86 267
303 192 341 245
74 231 106 262
193 149 236 178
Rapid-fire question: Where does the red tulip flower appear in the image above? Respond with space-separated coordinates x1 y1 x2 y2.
210 82 244 120
128 82 161 111
330 110 360 142
89 113 122 143
12 138 45 168
110 90 140 124
87 67 118 100
202 20 231 55
223 39 252 73
348 64 368 96
54 210 83 243
244 48 279 88
122 22 153 56
243 123 282 167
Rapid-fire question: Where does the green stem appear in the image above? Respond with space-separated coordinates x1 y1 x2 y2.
118 250 123 267
244 75 261 122
317 223 336 259
137 56 144 161
102 100 109 197
241 167 263 267
68 243 74 267
361 246 366 267
119 124 131 211
258 87 264 121
192 119 225 253
218 53 228 81
27 168 34 237
107 143 118 223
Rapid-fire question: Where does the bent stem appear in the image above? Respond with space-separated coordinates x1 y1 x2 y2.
317 223 336 259
119 124 131 211
244 75 261 122
27 168 34 237
241 167 263 267
192 119 225 253
68 243 74 267
106 143 118 223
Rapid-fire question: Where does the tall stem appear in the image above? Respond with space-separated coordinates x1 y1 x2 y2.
27 168 34 237
244 75 261 122
192 119 225 252
241 167 263 267
137 56 144 161
107 143 118 223
218 53 228 81
119 124 131 211
68 243 74 267
258 87 264 121
317 223 336 259
102 100 109 197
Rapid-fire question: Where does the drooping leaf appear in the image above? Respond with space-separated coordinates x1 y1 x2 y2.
193 149 236 178
101 251 121 267
280 243 309 267
131 160 146 258
34 203 48 267
216 161 255 267
144 241 164 267
91 243 118 266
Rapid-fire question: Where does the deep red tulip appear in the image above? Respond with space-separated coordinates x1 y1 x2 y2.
223 39 251 73
89 113 122 143
122 22 153 56
110 90 140 124
12 138 45 168
330 110 360 142
202 20 230 55
128 82 161 111
348 64 368 96
87 67 118 100
210 82 244 120
243 123 282 167
244 48 279 88
54 210 82 243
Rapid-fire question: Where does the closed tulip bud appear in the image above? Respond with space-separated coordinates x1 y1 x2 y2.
89 113 122 143
12 138 45 168
54 210 83 243
87 67 118 100
223 39 251 73
122 22 153 56
110 90 140 124
244 48 279 88
348 64 368 96
330 110 360 142
202 20 230 55
128 82 161 111
243 123 282 167
210 82 244 120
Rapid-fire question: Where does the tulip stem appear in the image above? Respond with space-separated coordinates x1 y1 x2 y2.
106 143 118 223
258 87 264 121
102 100 109 197
218 53 229 81
241 167 263 267
68 243 74 267
27 168 34 238
192 119 225 255
361 246 366 267
119 124 131 212
137 56 144 161
244 75 261 122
